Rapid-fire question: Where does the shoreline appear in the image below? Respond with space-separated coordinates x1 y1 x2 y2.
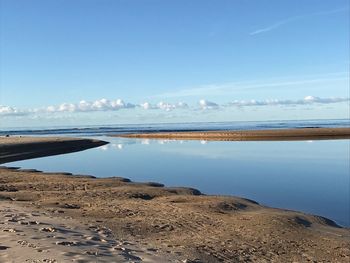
0 136 349 262
114 127 350 141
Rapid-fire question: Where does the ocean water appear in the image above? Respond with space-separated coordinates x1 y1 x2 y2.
1 119 349 136
3 119 350 226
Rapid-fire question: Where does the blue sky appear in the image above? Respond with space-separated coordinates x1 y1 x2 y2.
0 0 349 127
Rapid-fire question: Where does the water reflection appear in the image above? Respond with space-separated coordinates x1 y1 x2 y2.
141 139 150 145
100 143 124 151
96 138 327 161
96 138 330 150
98 138 209 150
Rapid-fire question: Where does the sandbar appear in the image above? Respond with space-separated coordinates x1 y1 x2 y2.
115 127 350 141
0 136 108 164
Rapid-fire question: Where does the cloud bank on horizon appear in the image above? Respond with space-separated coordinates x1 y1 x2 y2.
1 96 348 117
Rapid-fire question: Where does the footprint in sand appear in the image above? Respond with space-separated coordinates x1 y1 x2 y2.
25 259 57 263
84 235 108 242
4 214 14 218
0 245 10 250
84 250 99 256
55 241 79 246
19 221 40 225
3 228 17 233
17 240 37 248
40 227 56 233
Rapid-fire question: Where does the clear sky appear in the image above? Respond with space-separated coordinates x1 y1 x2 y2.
0 0 349 127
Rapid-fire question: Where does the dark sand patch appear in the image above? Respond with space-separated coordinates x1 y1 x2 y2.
0 136 108 164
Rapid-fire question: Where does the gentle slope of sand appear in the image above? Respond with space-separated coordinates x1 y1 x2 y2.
115 127 350 141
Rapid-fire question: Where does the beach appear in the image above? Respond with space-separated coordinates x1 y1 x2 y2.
0 134 349 262
2 0 349 261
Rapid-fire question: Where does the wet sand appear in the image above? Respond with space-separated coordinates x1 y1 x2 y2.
0 136 349 262
115 127 350 141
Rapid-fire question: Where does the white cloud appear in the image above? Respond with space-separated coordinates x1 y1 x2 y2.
0 96 348 117
140 102 156 110
303 96 349 104
46 106 56 112
157 101 189 111
0 106 16 114
52 98 136 113
58 103 76 112
0 105 27 116
199 99 219 110
140 101 188 111
227 96 349 107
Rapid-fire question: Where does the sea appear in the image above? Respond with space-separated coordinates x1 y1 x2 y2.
1 119 349 136
1 119 349 226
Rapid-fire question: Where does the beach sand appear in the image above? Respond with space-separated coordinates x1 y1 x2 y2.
115 127 350 141
0 200 170 263
0 136 349 262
